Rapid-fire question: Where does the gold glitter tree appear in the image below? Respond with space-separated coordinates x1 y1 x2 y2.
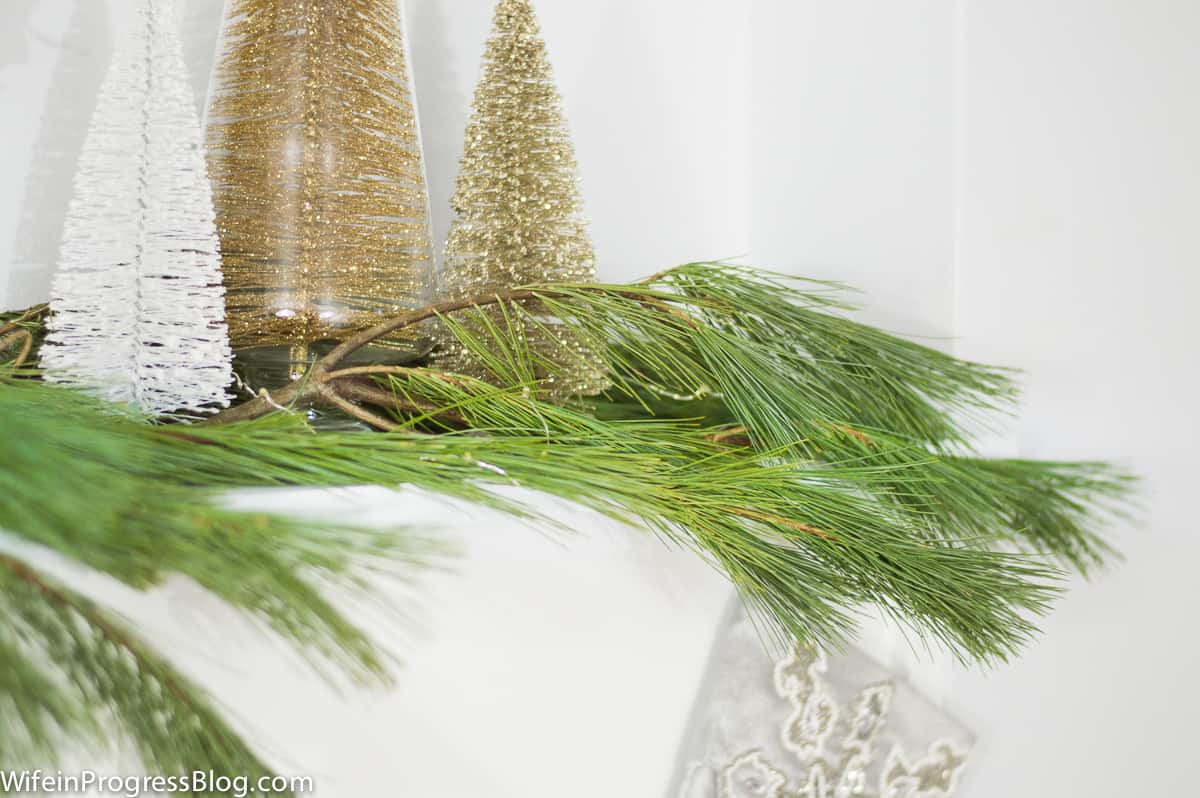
435 0 607 397
206 0 434 375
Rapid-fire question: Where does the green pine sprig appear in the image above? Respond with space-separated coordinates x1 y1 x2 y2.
0 261 1136 779
0 554 283 789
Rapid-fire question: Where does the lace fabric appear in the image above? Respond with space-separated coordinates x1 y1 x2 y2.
670 603 974 798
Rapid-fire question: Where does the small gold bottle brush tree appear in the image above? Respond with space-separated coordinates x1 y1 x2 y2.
434 0 608 398
206 0 435 386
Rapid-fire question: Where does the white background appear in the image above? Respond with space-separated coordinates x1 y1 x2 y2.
1 1 1197 796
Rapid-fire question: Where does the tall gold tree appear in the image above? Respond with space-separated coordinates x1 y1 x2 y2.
435 0 607 397
206 0 434 370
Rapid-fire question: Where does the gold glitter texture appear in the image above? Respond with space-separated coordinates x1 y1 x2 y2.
206 0 434 353
435 0 607 397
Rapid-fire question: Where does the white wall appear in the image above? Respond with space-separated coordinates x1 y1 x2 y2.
952 2 1200 794
751 2 1199 795
407 0 751 283
1 1 1196 796
749 0 959 339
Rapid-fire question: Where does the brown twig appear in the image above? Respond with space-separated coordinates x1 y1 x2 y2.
324 289 557 368
639 269 674 286
644 297 701 330
202 278 719 430
0 305 48 369
724 507 836 541
315 384 402 432
208 285 683 427
325 365 421 380
207 290 555 426
0 330 34 368
205 383 304 425
326 365 477 389
0 304 49 338
334 379 468 428
829 423 875 446
708 426 750 445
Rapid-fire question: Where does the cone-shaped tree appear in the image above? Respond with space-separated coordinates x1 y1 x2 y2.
436 0 607 397
43 0 232 415
206 0 434 359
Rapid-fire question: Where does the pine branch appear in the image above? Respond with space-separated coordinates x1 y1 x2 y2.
0 622 90 765
15 263 1136 602
1 261 1136 765
0 305 49 370
177 384 1064 664
0 379 446 685
0 553 283 784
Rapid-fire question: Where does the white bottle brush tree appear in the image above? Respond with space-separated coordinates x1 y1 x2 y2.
42 0 232 415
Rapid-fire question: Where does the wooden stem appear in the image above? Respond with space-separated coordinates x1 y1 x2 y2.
0 305 49 338
206 284 685 427
0 330 34 368
315 385 402 432
334 379 468 428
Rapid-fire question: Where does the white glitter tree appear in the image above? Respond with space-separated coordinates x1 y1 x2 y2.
42 0 232 415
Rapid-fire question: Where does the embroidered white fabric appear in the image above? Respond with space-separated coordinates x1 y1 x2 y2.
669 603 974 798
42 0 231 415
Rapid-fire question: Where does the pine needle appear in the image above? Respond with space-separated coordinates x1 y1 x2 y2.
0 260 1137 771
0 553 283 785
